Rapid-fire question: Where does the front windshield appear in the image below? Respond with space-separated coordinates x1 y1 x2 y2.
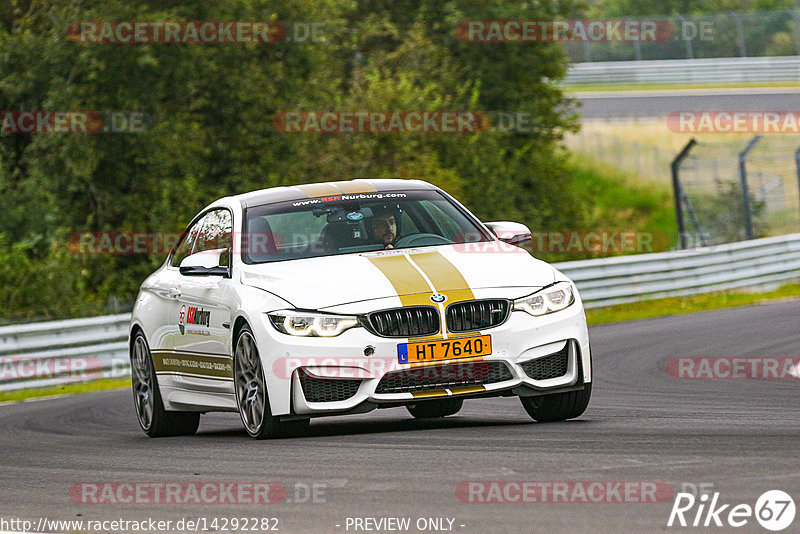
242 190 493 264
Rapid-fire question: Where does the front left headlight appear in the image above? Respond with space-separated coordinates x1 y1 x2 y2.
513 282 575 316
268 310 360 337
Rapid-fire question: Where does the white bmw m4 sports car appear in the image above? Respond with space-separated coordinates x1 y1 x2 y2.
129 179 592 438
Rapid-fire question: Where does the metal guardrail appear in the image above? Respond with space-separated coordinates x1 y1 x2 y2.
2 233 799 391
564 55 800 85
0 314 130 392
558 233 800 307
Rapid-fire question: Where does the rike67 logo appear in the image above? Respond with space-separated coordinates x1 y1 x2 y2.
178 305 210 335
668 490 796 531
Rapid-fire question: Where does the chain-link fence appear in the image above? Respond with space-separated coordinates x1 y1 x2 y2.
565 8 800 62
673 136 800 247
565 126 675 183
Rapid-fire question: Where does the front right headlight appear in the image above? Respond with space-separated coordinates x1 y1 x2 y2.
513 282 575 316
268 310 360 337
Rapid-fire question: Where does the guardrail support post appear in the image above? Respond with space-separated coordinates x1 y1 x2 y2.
730 13 748 57
788 9 800 54
671 138 697 249
738 136 762 240
676 15 693 59
795 145 800 229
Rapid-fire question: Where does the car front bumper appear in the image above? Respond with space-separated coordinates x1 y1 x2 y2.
253 298 591 417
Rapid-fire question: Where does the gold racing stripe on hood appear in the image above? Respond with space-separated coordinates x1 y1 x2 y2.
368 250 477 340
409 251 475 304
368 250 475 305
367 254 432 307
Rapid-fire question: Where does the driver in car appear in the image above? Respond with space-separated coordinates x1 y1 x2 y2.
366 207 398 249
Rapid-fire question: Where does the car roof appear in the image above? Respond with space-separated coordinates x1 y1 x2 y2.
231 178 439 208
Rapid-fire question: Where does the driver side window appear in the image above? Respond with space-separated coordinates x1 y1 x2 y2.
170 209 232 267
196 209 233 266
171 216 205 267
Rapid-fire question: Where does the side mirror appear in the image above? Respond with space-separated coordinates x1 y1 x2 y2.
485 221 532 245
179 248 230 277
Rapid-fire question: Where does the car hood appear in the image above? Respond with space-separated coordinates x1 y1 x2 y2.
239 244 556 310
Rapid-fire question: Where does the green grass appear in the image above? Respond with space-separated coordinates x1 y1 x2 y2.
0 377 129 403
534 153 678 262
563 81 800 92
569 154 676 234
586 281 800 325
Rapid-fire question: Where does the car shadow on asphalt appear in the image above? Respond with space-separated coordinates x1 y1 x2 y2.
191 413 592 440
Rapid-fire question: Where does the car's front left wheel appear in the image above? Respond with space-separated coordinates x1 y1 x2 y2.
130 332 200 437
233 324 309 439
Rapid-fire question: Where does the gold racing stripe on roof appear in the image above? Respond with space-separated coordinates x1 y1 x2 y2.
329 179 379 194
293 183 343 198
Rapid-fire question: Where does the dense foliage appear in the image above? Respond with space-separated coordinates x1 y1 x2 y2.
1 0 589 321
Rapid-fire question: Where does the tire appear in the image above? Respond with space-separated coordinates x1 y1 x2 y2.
233 324 309 439
407 398 463 419
130 332 200 437
519 383 592 422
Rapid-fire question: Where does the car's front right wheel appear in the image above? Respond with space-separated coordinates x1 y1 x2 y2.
519 383 592 422
233 324 309 439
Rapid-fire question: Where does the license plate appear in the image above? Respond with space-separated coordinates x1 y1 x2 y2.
397 335 492 364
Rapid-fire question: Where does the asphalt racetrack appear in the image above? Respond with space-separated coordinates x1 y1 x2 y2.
572 87 800 119
1 300 798 533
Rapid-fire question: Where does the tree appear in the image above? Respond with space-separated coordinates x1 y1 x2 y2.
1 0 583 320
